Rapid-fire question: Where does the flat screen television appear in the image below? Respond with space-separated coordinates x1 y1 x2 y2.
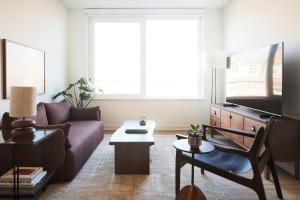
226 42 283 116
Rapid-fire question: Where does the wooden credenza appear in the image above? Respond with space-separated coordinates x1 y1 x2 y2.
210 103 300 179
210 104 267 149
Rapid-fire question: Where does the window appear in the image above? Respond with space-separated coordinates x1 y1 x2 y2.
94 23 141 94
89 10 204 99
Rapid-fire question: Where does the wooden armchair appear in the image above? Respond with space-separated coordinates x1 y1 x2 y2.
175 117 283 200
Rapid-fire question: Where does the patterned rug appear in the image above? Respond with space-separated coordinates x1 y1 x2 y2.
40 134 227 200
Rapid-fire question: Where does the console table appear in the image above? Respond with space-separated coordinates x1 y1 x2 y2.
210 103 300 179
0 130 57 199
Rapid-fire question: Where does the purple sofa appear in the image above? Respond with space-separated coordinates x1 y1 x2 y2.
0 100 104 181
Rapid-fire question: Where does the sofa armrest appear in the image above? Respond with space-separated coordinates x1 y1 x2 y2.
35 122 72 149
70 106 101 121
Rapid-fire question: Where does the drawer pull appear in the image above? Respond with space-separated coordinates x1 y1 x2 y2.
214 121 217 125
214 111 217 115
229 115 232 119
251 126 256 132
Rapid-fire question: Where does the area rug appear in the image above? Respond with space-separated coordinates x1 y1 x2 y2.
40 134 227 200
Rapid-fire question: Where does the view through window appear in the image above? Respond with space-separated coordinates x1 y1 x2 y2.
91 14 203 98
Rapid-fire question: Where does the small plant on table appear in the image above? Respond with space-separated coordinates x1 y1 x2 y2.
188 124 203 149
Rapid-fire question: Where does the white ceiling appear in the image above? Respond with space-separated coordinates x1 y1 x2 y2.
60 0 230 9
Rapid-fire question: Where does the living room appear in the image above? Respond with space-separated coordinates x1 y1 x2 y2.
0 0 300 199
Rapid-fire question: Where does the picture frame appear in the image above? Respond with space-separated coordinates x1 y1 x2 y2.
1 39 45 99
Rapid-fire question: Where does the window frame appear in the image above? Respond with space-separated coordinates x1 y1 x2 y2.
87 9 205 100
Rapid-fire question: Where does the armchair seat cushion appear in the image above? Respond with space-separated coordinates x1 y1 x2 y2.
183 150 252 174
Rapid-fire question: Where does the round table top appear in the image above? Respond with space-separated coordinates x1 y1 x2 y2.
173 139 215 154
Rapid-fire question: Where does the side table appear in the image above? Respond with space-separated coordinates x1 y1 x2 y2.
173 139 215 200
0 129 58 200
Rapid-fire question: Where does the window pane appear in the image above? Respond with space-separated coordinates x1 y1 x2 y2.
94 23 141 94
145 20 200 97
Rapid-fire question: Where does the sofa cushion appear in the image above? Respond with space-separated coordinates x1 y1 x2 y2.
68 121 103 146
64 120 104 180
34 103 48 125
44 100 71 124
70 107 100 121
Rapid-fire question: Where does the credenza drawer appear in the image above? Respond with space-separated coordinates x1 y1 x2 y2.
210 117 220 127
244 117 265 134
220 110 231 127
220 110 231 137
210 106 220 119
244 117 265 148
230 113 244 144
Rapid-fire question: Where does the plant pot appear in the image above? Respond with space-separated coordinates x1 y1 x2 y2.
140 120 146 126
188 132 202 149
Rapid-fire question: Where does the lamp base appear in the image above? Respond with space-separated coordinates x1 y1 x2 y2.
11 127 36 141
12 119 35 128
11 119 36 141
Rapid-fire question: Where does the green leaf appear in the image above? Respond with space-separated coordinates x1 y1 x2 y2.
191 124 195 130
52 77 98 108
52 91 64 99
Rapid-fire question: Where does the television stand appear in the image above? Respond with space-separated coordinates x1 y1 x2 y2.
210 103 300 179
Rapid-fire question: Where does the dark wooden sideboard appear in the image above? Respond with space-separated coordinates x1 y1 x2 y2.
210 103 300 179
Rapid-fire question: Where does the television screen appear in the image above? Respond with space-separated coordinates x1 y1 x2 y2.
226 43 283 115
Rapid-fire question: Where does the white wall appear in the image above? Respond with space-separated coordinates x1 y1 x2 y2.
223 0 300 119
68 9 223 130
0 0 68 116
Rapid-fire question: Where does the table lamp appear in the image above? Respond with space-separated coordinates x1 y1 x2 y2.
10 86 37 139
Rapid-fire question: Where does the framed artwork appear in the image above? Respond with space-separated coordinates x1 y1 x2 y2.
1 39 45 99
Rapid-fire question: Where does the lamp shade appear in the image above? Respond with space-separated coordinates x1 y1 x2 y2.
10 86 37 117
207 51 228 69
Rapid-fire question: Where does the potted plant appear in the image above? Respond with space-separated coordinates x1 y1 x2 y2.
52 77 102 108
188 124 203 149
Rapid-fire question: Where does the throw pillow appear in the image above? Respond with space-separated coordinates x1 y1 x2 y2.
70 106 100 121
44 100 71 124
